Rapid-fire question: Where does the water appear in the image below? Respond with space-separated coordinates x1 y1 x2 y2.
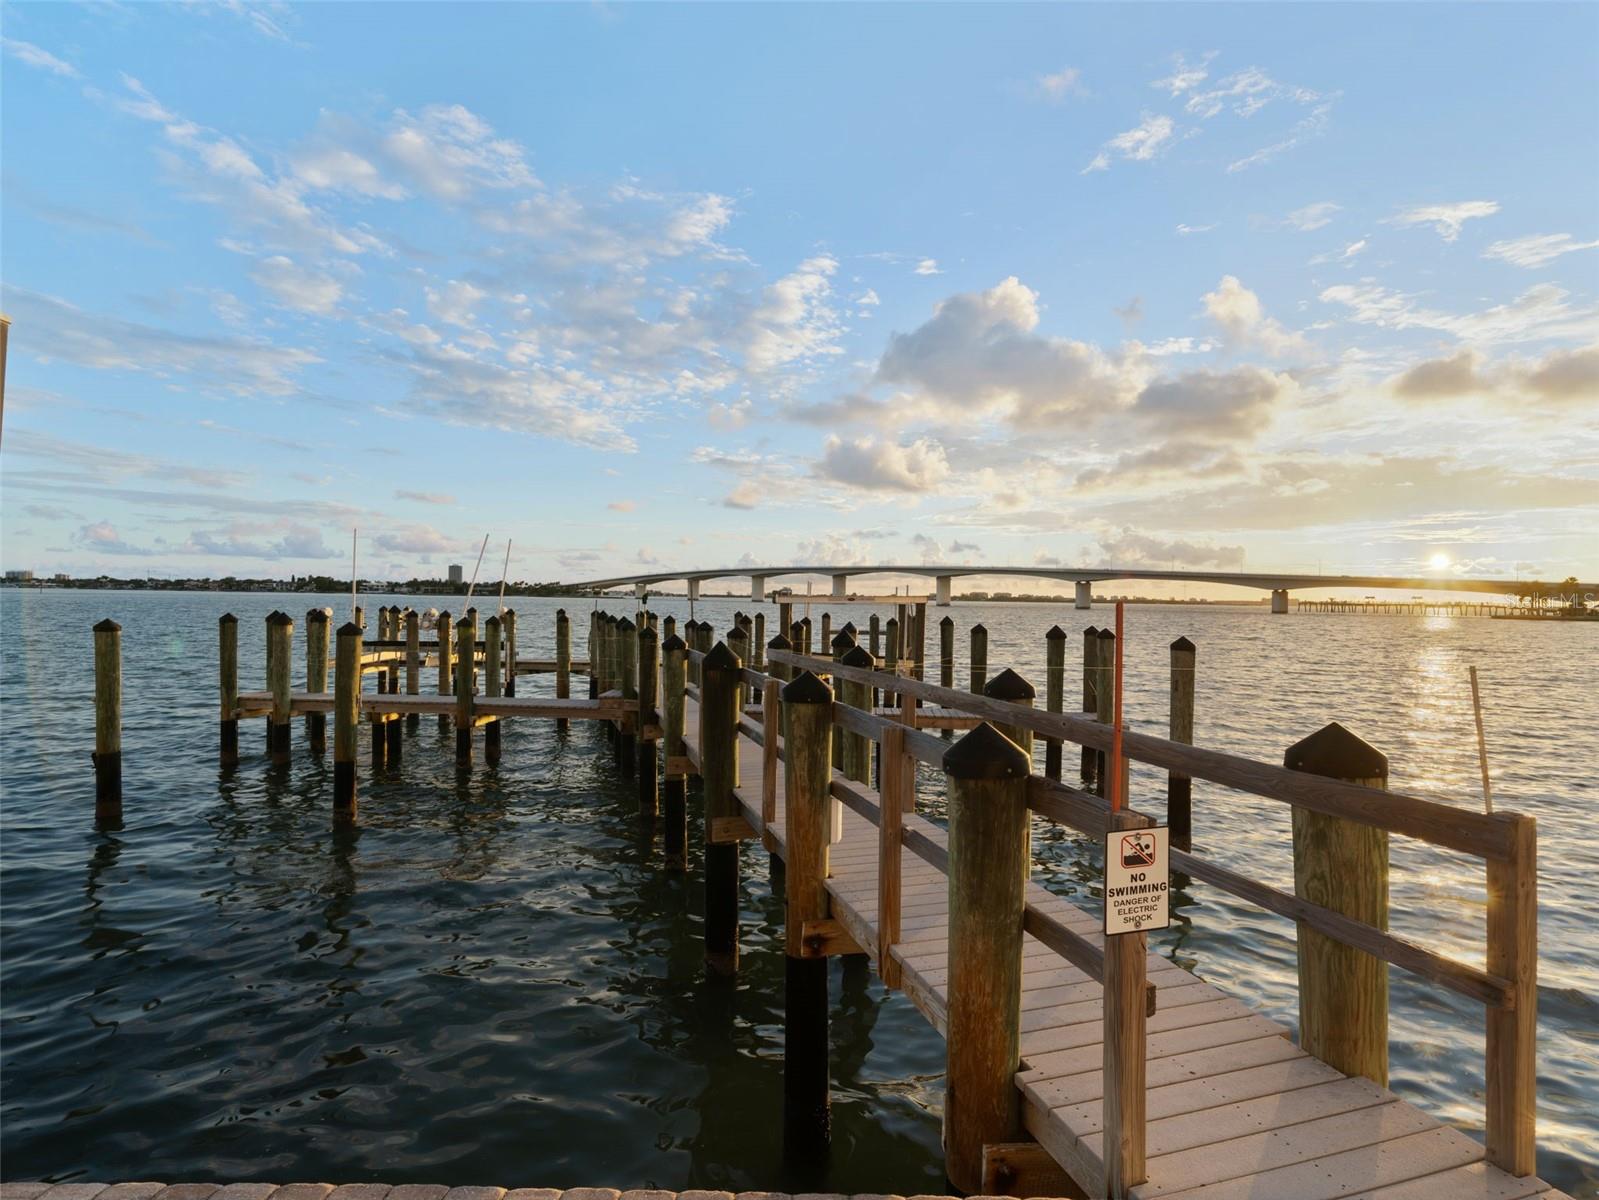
1 590 1594 1196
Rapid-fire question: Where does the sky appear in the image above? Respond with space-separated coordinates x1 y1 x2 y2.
2 2 1597 595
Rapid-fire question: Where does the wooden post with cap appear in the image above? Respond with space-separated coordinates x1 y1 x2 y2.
782 669 834 1154
637 623 659 817
306 608 330 753
1044 625 1066 779
334 620 360 819
483 614 503 766
661 631 688 867
940 615 955 690
436 609 454 735
555 608 571 731
701 640 743 973
267 611 293 766
1284 722 1390 1086
455 609 476 768
405 608 421 729
1168 636 1196 847
618 615 638 775
219 614 239 767
969 622 988 695
942 722 1029 1195
1081 625 1099 785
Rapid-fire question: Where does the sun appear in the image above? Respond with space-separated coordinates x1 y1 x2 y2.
1428 552 1452 571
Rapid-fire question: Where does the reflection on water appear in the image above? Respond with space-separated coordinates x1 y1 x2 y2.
1 590 1594 1195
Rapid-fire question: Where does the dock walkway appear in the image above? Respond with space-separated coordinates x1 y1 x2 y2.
680 693 1569 1200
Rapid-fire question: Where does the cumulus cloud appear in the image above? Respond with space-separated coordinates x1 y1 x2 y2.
396 489 457 504
382 103 538 201
1093 529 1245 569
1202 276 1309 356
722 481 761 509
427 279 487 327
815 435 950 493
373 524 459 556
1392 344 1597 407
1083 113 1176 172
74 520 151 556
875 276 1135 424
1037 66 1086 101
1152 52 1215 97
1483 233 1599 269
250 255 343 314
1524 344 1599 403
1385 200 1500 242
743 255 841 373
1392 349 1484 399
914 258 942 276
1132 366 1289 441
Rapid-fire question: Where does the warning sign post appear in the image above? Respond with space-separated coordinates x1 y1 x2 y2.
1103 826 1170 935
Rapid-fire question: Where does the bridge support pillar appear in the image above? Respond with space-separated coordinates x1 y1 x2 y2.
1271 588 1289 614
750 574 766 602
936 575 952 606
1074 580 1093 610
831 573 848 599
687 579 701 602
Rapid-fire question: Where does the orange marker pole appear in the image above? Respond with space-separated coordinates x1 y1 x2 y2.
1110 600 1125 812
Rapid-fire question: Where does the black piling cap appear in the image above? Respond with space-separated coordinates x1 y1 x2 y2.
219 613 237 625
639 624 657 642
94 617 121 633
943 722 1030 780
267 611 294 626
940 615 954 628
783 669 833 704
661 633 686 651
800 616 812 628
338 621 363 637
1046 625 1067 640
307 608 329 623
1084 625 1099 636
841 644 875 668
1172 635 1196 652
1284 722 1388 780
703 641 742 672
438 609 452 621
1097 627 1117 642
841 621 858 636
830 629 855 651
617 616 635 631
768 633 792 650
485 615 501 627
984 667 1036 701
972 622 987 634
885 616 898 629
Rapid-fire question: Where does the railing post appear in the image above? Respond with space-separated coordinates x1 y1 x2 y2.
983 668 1036 760
940 615 955 690
334 620 360 819
761 677 781 854
819 611 832 656
484 615 503 766
869 613 881 660
436 610 454 735
638 624 659 817
93 618 123 823
1486 814 1537 1175
267 611 293 766
943 722 1029 1195
969 622 988 695
701 641 743 974
1104 806 1150 1198
840 644 875 784
1285 722 1390 1085
879 723 910 989
753 612 766 672
661 632 688 869
782 669 834 1153
729 624 751 713
1044 625 1065 779
1095 627 1117 796
219 613 239 767
306 608 330 754
588 611 600 699
1168 636 1196 848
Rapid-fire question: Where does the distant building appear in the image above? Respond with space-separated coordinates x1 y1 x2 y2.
448 563 464 585
4 569 34 581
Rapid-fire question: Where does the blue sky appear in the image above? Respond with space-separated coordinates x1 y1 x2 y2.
3 2 1596 592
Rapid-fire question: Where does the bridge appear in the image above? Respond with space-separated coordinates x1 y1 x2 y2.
563 565 1594 612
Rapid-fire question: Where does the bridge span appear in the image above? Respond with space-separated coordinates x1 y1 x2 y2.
564 565 1593 611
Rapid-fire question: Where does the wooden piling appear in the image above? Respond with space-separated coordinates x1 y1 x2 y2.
1095 627 1116 796
662 614 676 641
92 618 122 820
484 615 503 766
753 613 765 671
267 611 293 766
819 611 832 656
1284 723 1389 1086
700 641 742 975
911 602 927 691
219 614 239 767
1081 625 1099 784
1044 625 1065 779
638 623 659 817
983 668 1035 761
404 608 420 730
943 722 1030 1194
729 624 750 712
1486 814 1537 1175
555 608 571 729
869 613 881 660
969 622 988 695
840 644 875 784
1103 812 1150 1197
830 628 853 770
884 616 899 706
1168 636 1196 847
502 607 517 697
618 616 638 775
782 669 835 1153
588 611 600 699
767 633 793 684
661 632 688 868
334 620 360 818
455 610 476 768
800 616 812 656
306 608 330 753
940 615 955 690
436 610 454 734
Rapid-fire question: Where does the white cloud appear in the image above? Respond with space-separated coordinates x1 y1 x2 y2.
1483 233 1599 269
396 489 457 505
1132 366 1290 442
1152 52 1215 97
1321 281 1598 345
250 255 343 315
607 500 636 512
914 258 942 276
1176 223 1216 236
1202 276 1309 357
1285 201 1340 231
382 103 539 201
3 37 79 77
1037 66 1086 101
1385 200 1500 242
1227 103 1332 172
722 481 761 509
427 279 487 328
743 254 842 373
1083 113 1176 172
816 435 950 493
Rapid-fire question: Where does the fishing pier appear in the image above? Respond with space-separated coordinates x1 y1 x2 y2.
76 598 1569 1200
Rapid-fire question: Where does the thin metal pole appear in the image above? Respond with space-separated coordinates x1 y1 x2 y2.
349 527 358 620
465 533 490 600
498 538 512 616
1470 666 1493 813
1110 600 1125 812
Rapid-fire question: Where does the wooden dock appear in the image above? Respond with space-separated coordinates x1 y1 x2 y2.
77 602 1570 1199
